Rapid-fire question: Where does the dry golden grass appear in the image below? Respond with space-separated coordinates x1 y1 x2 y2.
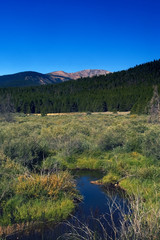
32 111 130 116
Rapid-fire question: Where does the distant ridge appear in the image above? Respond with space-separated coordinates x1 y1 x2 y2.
0 71 54 87
0 69 110 87
48 69 110 81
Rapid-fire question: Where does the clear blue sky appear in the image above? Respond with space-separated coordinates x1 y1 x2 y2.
0 0 160 75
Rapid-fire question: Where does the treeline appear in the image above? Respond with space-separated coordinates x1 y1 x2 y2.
0 59 160 114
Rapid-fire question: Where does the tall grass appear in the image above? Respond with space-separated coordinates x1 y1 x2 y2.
0 171 78 226
1 113 160 234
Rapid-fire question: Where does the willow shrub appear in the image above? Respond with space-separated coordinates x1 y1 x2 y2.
142 127 160 160
3 136 49 169
97 125 126 151
0 152 26 201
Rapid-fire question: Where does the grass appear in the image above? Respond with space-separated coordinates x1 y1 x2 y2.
0 112 160 238
0 171 78 226
1 196 74 225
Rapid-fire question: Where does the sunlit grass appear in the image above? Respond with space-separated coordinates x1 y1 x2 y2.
1 112 160 230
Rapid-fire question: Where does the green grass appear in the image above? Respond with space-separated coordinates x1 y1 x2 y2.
0 113 160 231
1 196 74 226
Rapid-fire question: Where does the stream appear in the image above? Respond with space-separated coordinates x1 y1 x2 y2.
6 171 128 240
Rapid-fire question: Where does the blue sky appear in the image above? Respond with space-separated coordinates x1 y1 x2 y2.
0 0 160 75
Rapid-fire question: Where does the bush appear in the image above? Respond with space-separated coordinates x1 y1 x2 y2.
142 128 160 160
0 154 26 201
98 126 125 151
41 156 60 171
3 137 49 169
62 137 89 156
123 133 142 152
86 112 92 115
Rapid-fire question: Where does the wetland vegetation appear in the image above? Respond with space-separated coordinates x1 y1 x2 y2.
0 112 160 239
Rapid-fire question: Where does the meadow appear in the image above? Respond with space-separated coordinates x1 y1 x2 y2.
0 112 160 239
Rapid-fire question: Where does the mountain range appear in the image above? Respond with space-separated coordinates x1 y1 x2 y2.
0 69 110 87
0 59 160 114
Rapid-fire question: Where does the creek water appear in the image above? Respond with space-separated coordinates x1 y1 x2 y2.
6 170 128 240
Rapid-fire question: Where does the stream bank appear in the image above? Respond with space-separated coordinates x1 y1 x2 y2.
5 170 128 240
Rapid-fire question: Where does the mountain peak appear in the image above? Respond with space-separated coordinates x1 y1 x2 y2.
48 69 110 81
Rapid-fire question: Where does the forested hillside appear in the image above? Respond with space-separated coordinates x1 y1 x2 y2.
0 59 160 114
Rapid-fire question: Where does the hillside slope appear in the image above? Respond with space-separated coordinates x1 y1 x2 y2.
0 59 160 114
0 71 55 87
0 69 109 87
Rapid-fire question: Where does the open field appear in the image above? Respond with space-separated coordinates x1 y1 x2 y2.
0 112 160 238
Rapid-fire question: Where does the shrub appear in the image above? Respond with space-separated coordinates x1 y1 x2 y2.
41 156 60 171
86 111 92 115
123 133 142 152
98 126 125 151
3 137 49 169
62 138 89 156
142 128 160 160
0 154 26 201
